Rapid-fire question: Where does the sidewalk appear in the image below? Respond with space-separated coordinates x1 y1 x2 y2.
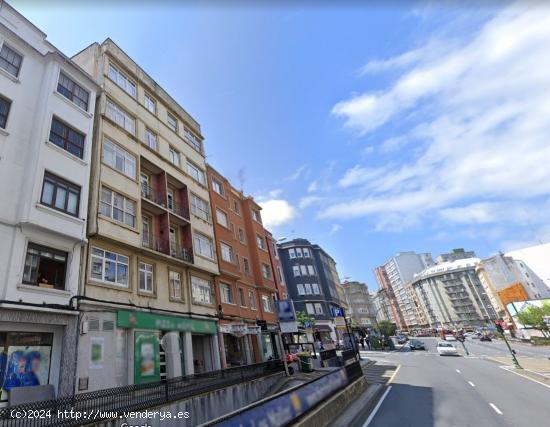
487 356 550 383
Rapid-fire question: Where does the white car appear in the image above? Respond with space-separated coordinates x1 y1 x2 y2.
437 341 459 356
444 334 457 341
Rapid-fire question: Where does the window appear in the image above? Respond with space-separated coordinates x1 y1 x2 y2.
106 100 135 134
187 162 205 185
277 266 283 282
23 243 67 290
249 291 257 309
220 283 234 304
262 263 272 280
169 270 182 300
49 117 85 159
216 210 229 228
0 95 10 129
145 129 157 150
293 266 300 277
103 138 136 178
308 265 315 275
312 283 320 294
90 247 129 287
261 295 273 312
57 72 89 111
144 94 156 113
297 284 305 295
306 303 315 315
243 258 251 275
184 128 201 152
305 283 312 295
296 248 303 258
191 194 210 221
167 189 175 211
192 276 213 304
212 178 224 196
251 209 261 223
139 262 154 293
169 147 180 167
300 265 308 276
256 235 266 250
239 288 246 306
303 248 311 258
315 303 324 315
220 242 234 263
41 172 80 216
289 248 296 259
238 228 245 244
167 113 178 132
141 215 151 247
108 64 136 97
194 232 214 259
0 44 22 77
100 187 136 227
233 200 241 214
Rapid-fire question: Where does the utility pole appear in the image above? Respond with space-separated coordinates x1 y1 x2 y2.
496 322 522 369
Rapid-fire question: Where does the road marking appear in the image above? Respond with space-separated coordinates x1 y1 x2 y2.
489 403 503 415
388 364 401 384
456 369 461 374
499 366 550 389
363 386 392 427
468 381 476 387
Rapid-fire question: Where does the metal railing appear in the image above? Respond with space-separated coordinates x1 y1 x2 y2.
345 360 364 383
0 360 284 427
141 233 170 254
170 200 190 220
141 184 165 206
170 242 193 263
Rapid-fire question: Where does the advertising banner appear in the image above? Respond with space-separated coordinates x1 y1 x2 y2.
133 332 160 384
275 300 296 322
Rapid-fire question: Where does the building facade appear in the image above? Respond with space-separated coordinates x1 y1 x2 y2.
435 248 476 264
506 243 550 288
411 258 498 329
0 4 98 402
374 252 434 330
71 39 220 392
371 290 393 323
206 165 281 368
278 239 342 345
341 281 376 328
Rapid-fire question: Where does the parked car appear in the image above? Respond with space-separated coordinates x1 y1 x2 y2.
409 339 425 350
437 341 459 356
397 335 408 344
480 335 492 342
444 334 457 341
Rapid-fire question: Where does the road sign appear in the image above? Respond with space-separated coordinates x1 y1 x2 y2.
275 300 296 322
332 307 345 317
279 321 299 333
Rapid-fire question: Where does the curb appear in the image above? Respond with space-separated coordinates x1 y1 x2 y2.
486 356 550 384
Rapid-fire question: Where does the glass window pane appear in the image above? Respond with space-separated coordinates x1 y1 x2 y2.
67 191 78 215
54 187 66 209
104 261 116 282
41 181 54 205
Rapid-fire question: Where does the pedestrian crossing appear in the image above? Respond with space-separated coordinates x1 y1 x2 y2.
364 362 399 384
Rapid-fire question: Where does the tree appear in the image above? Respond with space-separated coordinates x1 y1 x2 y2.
296 311 316 328
377 320 397 338
516 302 550 337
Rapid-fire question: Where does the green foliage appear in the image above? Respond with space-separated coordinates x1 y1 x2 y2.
296 311 316 328
515 302 550 337
377 320 397 337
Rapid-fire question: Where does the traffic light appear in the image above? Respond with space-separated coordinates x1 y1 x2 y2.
495 322 504 334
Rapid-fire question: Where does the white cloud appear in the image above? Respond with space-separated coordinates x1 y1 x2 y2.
330 224 343 235
286 165 309 181
299 195 323 209
323 4 550 236
269 189 283 198
307 180 318 193
258 199 297 228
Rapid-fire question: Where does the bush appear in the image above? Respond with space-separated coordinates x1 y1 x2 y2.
530 336 550 345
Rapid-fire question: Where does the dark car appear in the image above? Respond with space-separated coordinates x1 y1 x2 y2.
409 339 425 350
480 335 492 342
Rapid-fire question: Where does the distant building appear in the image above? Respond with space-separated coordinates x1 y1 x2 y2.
436 248 476 264
371 290 393 323
411 258 498 329
374 252 434 330
341 281 376 328
278 239 342 345
506 243 550 287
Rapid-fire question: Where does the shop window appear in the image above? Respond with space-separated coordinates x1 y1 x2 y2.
23 243 67 290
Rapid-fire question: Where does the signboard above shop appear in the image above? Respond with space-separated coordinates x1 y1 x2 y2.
117 311 216 335
275 300 296 322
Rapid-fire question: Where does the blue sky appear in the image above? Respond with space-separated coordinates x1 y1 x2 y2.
14 1 550 290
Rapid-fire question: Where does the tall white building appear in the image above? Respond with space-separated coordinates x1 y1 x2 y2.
506 243 550 288
0 3 98 401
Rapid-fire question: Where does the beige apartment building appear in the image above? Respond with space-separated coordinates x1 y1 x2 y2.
71 39 220 392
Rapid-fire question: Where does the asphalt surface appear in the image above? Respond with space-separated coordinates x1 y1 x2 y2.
357 337 550 427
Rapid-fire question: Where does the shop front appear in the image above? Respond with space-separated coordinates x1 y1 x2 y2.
260 326 280 361
313 324 336 349
219 323 261 367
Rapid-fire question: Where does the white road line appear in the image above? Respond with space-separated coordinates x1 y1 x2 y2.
499 366 550 389
363 386 392 427
456 369 461 374
489 403 503 415
388 365 401 384
468 381 476 387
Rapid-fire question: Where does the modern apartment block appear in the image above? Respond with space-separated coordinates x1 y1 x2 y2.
71 39 220 392
476 253 550 319
341 281 376 327
278 239 342 345
435 248 476 264
371 290 393 323
206 165 283 367
374 252 434 330
411 258 498 329
0 4 98 403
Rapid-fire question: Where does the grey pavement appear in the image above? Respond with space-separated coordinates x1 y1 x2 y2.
354 337 550 427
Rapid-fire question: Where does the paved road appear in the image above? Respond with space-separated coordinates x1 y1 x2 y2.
357 337 550 427
460 337 550 359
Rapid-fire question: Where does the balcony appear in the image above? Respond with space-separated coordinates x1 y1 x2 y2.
141 184 165 207
170 200 190 221
141 232 170 254
170 242 194 263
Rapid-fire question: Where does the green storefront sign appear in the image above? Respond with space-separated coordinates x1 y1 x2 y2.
117 310 216 334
